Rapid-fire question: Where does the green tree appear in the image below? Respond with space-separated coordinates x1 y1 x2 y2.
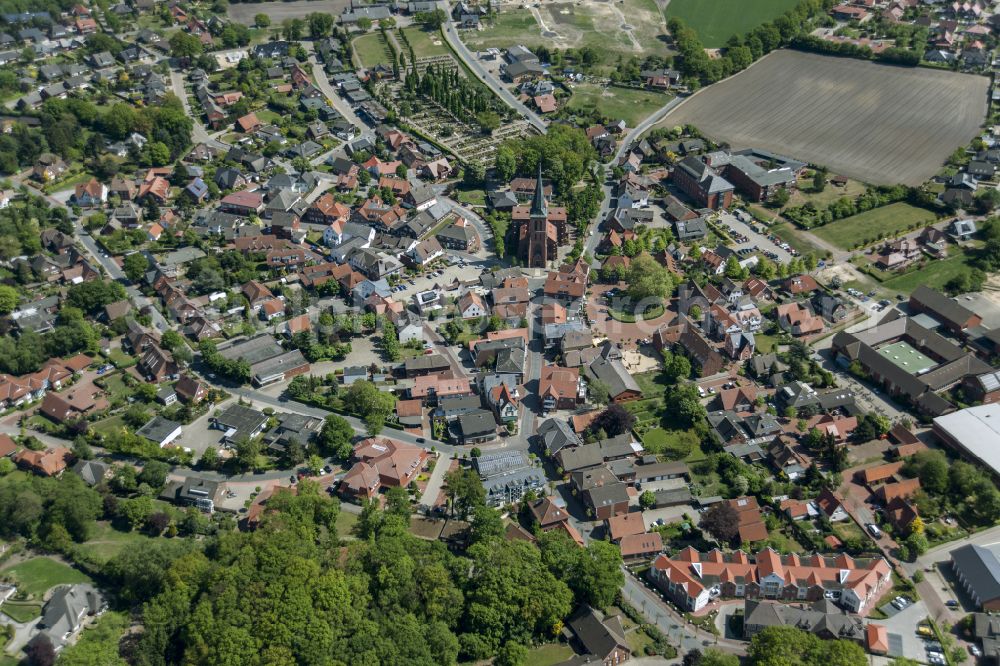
639 489 656 510
123 252 148 284
169 31 203 58
444 467 485 518
0 285 18 314
254 13 271 28
494 642 528 666
317 414 354 456
700 649 741 666
307 12 334 37
626 253 674 303
138 461 170 489
588 379 611 406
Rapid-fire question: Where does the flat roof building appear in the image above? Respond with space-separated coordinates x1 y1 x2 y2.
933 403 1000 477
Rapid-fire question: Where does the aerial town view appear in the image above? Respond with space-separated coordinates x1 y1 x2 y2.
1 0 1000 663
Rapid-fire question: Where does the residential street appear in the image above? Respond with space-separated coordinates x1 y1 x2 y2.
621 570 747 656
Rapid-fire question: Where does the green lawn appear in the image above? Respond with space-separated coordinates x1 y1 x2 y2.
0 601 41 623
101 374 132 401
400 27 449 57
664 0 803 47
881 252 976 294
525 643 574 666
810 203 937 250
461 10 541 51
464 0 668 66
754 333 779 354
0 557 92 599
565 84 669 127
75 521 155 563
336 511 359 538
454 186 486 206
255 109 283 125
91 414 126 437
353 33 392 68
641 427 699 460
106 348 136 368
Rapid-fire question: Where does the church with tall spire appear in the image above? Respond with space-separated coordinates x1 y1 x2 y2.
514 163 568 268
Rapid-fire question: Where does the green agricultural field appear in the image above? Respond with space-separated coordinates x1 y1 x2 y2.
0 557 92 599
400 27 449 58
352 33 392 68
565 84 669 126
810 203 937 250
664 0 802 47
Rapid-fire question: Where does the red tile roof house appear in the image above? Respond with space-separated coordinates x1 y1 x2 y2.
235 112 261 133
539 365 584 411
13 446 71 476
410 374 474 405
220 190 264 216
606 511 647 543
174 375 206 404
338 437 428 501
649 547 892 614
620 532 664 562
0 433 17 458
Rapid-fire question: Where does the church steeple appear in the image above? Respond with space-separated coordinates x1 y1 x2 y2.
530 161 547 218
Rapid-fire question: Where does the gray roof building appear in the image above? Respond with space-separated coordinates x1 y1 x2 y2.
214 404 268 442
538 417 582 456
951 544 1000 610
37 584 105 650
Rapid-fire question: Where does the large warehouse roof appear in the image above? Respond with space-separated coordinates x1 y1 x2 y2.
933 403 1000 475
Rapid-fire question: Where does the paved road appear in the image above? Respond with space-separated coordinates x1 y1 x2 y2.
621 570 746 656
612 95 685 165
436 3 547 133
169 70 228 151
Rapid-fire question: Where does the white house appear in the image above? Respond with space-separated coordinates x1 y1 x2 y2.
398 317 424 344
323 221 374 248
458 291 488 319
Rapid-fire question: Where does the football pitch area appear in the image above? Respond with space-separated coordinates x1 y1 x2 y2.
877 341 937 375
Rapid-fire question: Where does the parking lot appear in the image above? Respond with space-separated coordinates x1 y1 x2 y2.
392 257 495 306
715 210 794 264
640 504 697 527
867 598 928 662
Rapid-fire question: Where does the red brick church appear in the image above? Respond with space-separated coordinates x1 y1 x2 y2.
515 165 567 268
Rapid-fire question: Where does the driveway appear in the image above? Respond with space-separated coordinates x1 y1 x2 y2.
418 452 451 510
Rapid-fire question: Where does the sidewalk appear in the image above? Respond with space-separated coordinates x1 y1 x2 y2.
419 452 451 511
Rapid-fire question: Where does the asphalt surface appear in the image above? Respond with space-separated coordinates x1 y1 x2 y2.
621 570 747 656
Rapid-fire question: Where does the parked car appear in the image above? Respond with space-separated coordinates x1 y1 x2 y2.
867 523 882 538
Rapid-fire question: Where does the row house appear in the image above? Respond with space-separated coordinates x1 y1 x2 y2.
650 547 892 614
